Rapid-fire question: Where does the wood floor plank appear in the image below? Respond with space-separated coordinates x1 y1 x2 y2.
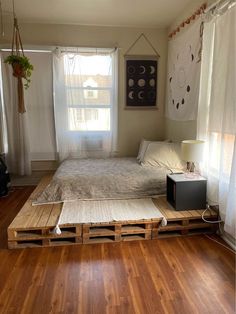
0 187 235 313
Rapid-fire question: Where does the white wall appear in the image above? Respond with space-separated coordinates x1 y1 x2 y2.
0 22 168 158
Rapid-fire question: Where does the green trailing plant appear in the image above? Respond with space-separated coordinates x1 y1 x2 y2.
4 54 33 89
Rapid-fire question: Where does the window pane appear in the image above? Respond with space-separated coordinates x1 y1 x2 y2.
65 75 112 89
64 54 112 75
64 53 113 132
68 108 110 131
67 89 111 106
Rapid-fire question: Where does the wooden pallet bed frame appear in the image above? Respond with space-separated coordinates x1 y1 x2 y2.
7 175 218 249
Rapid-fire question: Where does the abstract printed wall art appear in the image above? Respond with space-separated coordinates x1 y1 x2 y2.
126 59 158 108
166 19 202 121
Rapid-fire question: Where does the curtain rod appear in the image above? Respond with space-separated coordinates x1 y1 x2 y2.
205 0 222 12
205 0 235 13
168 3 207 39
0 48 51 53
57 46 118 54
0 44 121 53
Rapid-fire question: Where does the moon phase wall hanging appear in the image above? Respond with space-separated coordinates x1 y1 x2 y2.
126 58 158 108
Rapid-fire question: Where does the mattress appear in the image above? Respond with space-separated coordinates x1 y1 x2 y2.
33 158 169 205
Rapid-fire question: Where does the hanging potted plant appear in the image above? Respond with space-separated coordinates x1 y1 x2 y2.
4 54 33 89
3 12 34 113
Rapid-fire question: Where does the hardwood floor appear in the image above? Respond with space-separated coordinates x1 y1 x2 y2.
0 188 235 314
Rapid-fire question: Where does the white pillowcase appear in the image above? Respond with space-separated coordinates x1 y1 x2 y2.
137 139 171 163
137 139 152 162
141 142 185 171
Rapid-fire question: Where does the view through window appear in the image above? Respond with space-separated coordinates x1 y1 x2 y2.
64 54 113 132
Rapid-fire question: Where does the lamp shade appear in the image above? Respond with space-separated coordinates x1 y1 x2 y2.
181 140 204 162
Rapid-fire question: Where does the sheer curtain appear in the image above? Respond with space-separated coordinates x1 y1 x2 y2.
24 52 57 161
197 2 236 239
0 51 57 175
0 52 31 176
53 47 118 161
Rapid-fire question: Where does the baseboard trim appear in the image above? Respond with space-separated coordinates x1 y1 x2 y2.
221 233 236 251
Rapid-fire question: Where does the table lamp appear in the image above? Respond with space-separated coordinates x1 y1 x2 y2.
181 140 205 173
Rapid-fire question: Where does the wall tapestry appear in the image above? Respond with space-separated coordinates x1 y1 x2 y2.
166 19 202 120
126 58 158 108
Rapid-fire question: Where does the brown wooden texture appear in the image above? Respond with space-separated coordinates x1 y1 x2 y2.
153 196 218 237
153 196 218 220
0 187 235 313
0 186 36 249
7 176 219 248
7 177 163 248
82 221 157 244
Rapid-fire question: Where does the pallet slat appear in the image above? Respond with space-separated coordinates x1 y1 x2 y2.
154 196 218 237
82 221 155 244
159 222 213 232
8 177 218 249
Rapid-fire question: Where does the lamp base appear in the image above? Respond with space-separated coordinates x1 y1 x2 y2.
186 161 195 172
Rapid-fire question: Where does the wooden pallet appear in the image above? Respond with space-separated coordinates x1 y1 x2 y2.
152 197 218 237
7 175 79 248
82 220 160 244
8 175 218 248
7 175 163 248
8 225 82 249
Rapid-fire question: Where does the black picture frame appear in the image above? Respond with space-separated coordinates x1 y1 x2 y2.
125 56 158 109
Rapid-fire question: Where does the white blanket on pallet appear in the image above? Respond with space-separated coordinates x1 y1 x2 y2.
53 198 167 234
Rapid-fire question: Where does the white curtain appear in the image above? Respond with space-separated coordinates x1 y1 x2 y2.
53 48 118 161
0 51 57 175
197 2 236 238
1 52 31 176
24 52 57 161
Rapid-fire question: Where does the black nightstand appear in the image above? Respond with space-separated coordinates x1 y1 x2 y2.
167 173 207 211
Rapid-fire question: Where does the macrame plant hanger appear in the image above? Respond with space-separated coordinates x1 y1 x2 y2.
0 0 4 36
11 0 26 113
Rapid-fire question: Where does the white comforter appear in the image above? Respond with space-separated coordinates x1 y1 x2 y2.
33 158 169 204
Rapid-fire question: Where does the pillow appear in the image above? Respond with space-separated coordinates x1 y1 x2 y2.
137 139 171 163
137 139 152 162
141 142 185 171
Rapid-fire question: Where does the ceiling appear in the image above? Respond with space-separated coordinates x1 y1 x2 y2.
2 0 204 28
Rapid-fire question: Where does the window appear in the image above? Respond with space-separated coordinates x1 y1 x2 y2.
83 78 98 99
64 53 113 132
53 47 118 160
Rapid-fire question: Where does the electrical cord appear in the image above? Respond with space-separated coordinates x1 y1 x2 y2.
201 204 223 223
202 206 235 254
205 234 236 254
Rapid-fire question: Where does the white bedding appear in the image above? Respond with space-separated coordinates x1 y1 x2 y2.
33 158 169 205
